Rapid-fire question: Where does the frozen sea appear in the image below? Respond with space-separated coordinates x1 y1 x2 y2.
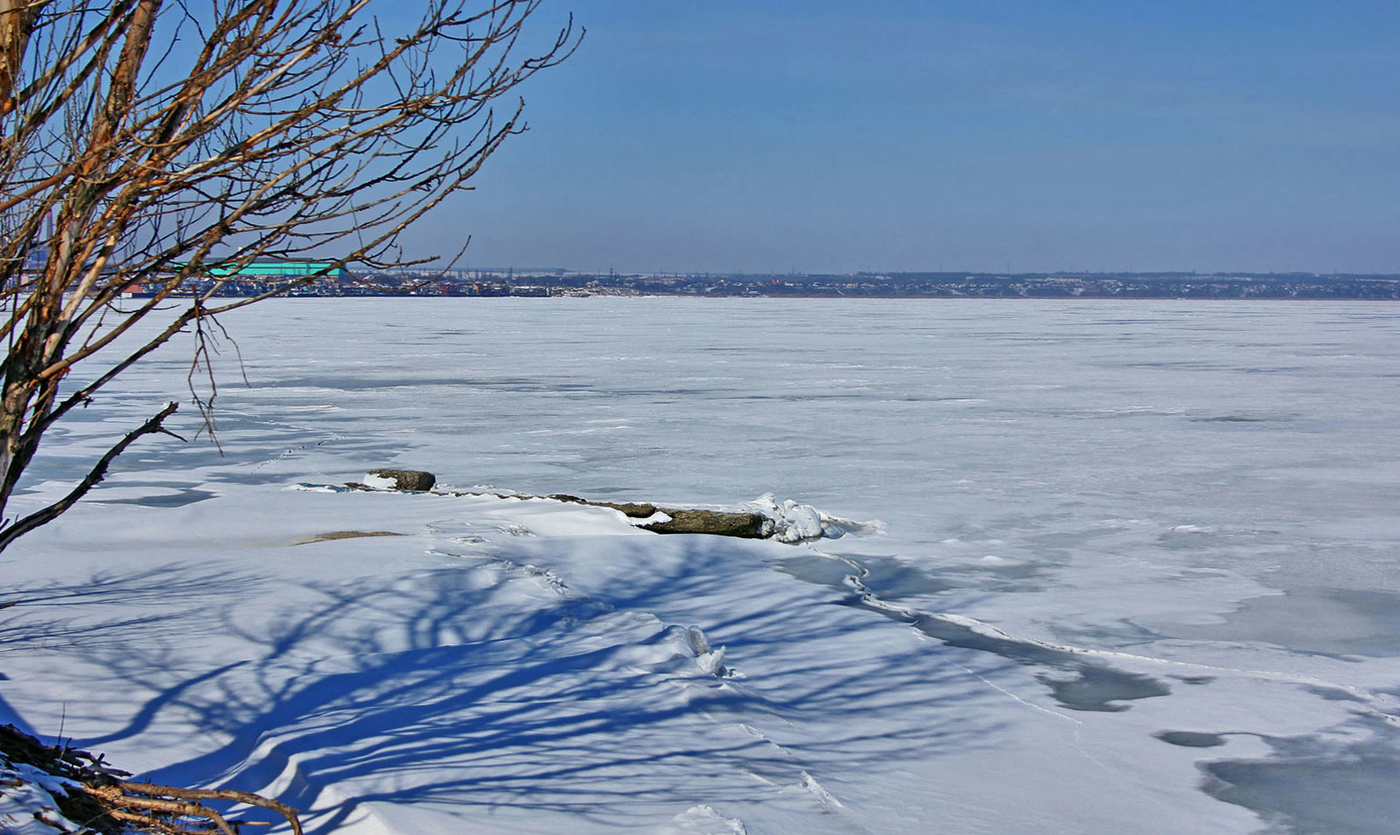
4 297 1400 834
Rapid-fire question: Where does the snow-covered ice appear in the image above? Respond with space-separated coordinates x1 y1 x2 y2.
3 298 1400 834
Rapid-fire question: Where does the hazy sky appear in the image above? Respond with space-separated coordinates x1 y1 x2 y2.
412 1 1400 274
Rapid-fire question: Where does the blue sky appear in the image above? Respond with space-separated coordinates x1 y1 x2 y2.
413 1 1400 274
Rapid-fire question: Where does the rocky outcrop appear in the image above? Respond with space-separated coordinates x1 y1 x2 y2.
364 469 436 491
549 496 770 538
349 474 822 542
294 530 404 545
634 508 769 538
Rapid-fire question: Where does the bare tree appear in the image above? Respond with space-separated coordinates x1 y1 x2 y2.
0 0 579 550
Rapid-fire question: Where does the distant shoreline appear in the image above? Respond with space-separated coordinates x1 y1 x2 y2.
145 270 1400 301
257 293 1400 302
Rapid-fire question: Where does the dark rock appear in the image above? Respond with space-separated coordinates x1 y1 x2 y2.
367 469 436 491
640 508 770 538
295 530 404 545
595 501 659 518
549 496 768 537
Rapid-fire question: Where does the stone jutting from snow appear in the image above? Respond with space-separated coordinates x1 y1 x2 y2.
365 469 437 491
550 496 771 539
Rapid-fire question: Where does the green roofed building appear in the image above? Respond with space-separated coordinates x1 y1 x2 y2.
202 261 349 280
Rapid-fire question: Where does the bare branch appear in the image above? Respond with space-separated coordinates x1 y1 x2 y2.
84 779 305 835
0 0 580 543
0 401 181 550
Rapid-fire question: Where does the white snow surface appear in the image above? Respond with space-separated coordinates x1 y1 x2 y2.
3 298 1400 834
360 472 401 490
0 757 83 834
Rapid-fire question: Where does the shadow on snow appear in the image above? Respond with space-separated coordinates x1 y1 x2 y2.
6 539 1006 831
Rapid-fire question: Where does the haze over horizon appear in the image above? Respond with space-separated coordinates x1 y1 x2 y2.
401 1 1400 276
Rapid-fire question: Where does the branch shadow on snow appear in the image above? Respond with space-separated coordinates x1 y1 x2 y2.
15 539 1008 831
1 565 259 657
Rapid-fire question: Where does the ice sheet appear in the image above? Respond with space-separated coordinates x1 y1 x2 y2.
4 298 1400 833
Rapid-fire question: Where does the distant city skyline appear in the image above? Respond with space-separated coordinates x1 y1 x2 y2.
396 1 1400 275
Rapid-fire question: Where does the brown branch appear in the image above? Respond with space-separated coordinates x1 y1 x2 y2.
0 401 180 551
0 0 580 542
85 784 238 835
83 779 304 835
118 781 304 835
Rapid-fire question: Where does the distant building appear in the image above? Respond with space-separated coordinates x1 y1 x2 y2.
202 261 349 281
113 261 356 297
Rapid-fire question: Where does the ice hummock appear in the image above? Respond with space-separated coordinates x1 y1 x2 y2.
744 492 884 543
